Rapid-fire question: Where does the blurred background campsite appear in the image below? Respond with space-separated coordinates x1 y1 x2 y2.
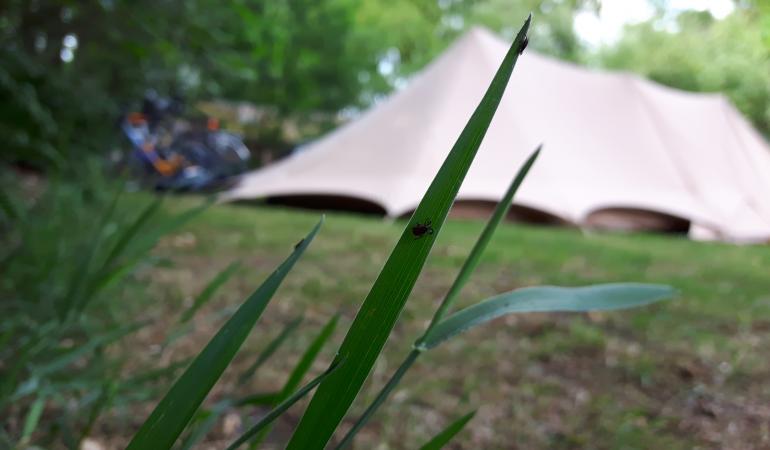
2 1 770 449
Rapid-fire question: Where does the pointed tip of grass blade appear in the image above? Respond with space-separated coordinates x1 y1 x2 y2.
418 410 476 450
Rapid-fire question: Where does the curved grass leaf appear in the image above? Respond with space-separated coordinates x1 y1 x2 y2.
125 217 323 450
246 315 340 446
225 360 342 450
286 15 532 450
418 410 476 450
420 284 676 350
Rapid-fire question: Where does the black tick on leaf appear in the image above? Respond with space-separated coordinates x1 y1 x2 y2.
411 219 434 239
519 36 529 55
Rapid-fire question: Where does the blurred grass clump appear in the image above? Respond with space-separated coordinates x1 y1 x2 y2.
0 165 204 447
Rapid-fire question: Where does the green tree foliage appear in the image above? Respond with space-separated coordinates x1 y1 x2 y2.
599 2 770 136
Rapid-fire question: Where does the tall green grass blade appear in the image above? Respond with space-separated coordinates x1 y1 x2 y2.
60 186 123 318
286 15 532 450
238 316 303 385
20 394 46 444
126 218 323 450
336 121 541 450
85 198 209 301
420 284 676 349
279 315 338 399
422 146 541 333
78 382 116 446
249 315 340 446
101 197 162 271
180 261 241 324
418 410 476 450
226 360 342 450
178 399 233 450
334 350 420 450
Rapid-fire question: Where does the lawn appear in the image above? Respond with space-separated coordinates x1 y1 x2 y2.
113 199 770 449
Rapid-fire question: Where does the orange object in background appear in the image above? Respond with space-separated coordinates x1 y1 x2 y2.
207 117 220 131
127 112 147 125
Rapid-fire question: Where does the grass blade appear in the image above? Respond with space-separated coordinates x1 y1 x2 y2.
178 399 233 450
420 284 676 349
226 360 342 450
286 15 532 449
101 197 162 271
238 316 304 385
336 93 541 450
180 261 241 324
422 145 541 335
35 322 146 376
247 315 340 446
418 410 476 450
126 217 324 450
20 394 46 445
279 315 338 399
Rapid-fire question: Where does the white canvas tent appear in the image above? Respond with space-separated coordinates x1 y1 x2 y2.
223 27 770 243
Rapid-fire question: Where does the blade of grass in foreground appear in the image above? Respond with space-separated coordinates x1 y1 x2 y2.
420 283 676 349
286 15 532 450
226 360 342 450
335 146 541 449
126 218 323 450
249 315 339 446
418 410 476 450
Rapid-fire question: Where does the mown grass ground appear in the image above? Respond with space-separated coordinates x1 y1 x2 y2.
113 199 770 449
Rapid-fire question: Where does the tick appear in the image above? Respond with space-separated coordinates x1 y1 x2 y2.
411 219 434 239
519 36 529 55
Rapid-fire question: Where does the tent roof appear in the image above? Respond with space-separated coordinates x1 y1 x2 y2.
223 26 770 243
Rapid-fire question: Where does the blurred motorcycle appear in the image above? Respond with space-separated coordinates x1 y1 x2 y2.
118 91 250 191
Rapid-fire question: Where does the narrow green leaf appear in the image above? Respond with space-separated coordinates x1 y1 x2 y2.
238 316 303 385
226 360 342 450
178 399 234 450
180 261 241 323
286 15 532 450
420 284 676 349
20 394 46 443
418 410 476 450
334 350 420 450
235 392 280 407
60 186 123 317
424 145 541 334
337 148 541 449
126 218 323 450
279 315 338 400
101 197 162 271
248 315 340 446
79 382 116 445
